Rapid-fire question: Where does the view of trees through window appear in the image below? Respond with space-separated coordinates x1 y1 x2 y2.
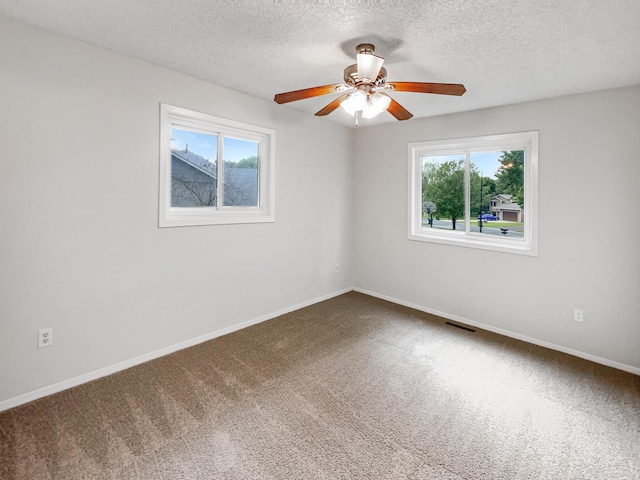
421 150 525 238
170 128 259 208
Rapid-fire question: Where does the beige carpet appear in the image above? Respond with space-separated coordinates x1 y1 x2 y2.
1 292 639 479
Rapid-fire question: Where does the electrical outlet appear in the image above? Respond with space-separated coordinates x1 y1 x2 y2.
573 309 584 323
335 264 340 273
38 328 53 348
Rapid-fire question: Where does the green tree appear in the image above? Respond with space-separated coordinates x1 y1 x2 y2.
421 160 438 202
495 150 524 207
235 156 258 169
224 156 258 170
423 159 465 230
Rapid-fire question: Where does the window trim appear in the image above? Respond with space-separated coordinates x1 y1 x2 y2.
408 131 538 256
159 104 275 227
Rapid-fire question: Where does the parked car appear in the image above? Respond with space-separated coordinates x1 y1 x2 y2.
478 213 498 221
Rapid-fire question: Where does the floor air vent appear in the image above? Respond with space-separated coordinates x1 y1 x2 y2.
445 321 476 333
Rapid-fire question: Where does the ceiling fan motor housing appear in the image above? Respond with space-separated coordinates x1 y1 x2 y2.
343 65 387 88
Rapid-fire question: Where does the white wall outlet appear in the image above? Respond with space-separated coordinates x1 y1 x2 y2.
573 309 584 323
38 328 53 348
335 264 340 273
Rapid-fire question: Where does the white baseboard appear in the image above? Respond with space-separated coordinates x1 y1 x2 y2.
0 288 353 413
354 287 640 377
4 286 637 412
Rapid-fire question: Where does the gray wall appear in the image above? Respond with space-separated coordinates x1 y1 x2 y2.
0 17 354 406
353 85 640 371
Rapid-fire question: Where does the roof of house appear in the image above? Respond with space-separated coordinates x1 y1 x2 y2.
172 149 216 177
172 149 258 206
497 202 522 211
223 167 256 185
493 194 513 201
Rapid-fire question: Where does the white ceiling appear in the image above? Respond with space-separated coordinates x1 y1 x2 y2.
1 0 639 127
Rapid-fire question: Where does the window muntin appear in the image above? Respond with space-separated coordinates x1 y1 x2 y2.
159 104 275 227
409 132 538 256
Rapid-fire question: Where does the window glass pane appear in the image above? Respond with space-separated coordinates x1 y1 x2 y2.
470 151 524 238
223 137 259 207
170 128 218 207
421 154 465 231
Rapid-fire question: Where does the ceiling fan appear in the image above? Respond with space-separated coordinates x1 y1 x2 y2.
274 43 466 125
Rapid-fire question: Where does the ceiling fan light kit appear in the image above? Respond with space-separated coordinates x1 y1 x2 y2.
340 91 391 125
274 43 466 126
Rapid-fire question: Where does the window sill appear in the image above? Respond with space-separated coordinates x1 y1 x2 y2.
160 208 275 227
408 229 538 256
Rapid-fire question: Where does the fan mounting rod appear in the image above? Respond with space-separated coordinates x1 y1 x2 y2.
356 43 376 55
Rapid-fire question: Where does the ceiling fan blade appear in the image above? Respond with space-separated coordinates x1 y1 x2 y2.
315 93 352 116
379 93 413 121
274 84 346 104
386 82 466 96
357 53 385 82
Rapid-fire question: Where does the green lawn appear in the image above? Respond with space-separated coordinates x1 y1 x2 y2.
421 216 523 229
473 220 523 228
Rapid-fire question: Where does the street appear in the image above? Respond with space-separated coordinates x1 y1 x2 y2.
423 219 524 238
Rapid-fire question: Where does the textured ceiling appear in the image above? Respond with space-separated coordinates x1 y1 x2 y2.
1 0 639 127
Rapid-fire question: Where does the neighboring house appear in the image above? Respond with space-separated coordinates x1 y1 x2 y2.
171 148 258 207
171 149 218 207
222 168 259 207
490 194 522 222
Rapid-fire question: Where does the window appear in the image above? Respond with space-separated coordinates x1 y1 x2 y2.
159 104 275 227
408 131 538 256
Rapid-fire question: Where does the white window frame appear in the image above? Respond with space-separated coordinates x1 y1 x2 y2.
408 131 538 256
159 104 275 227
